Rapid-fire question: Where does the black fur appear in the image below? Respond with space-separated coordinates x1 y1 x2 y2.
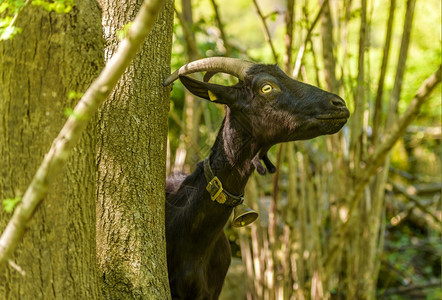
165 63 350 299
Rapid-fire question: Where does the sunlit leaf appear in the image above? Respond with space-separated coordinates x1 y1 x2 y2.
117 22 133 41
2 197 21 213
0 25 23 40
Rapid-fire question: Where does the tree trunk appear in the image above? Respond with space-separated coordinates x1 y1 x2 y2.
0 2 103 299
96 0 174 298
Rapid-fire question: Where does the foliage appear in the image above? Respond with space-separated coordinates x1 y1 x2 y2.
32 0 74 13
168 0 441 298
117 21 133 41
2 197 21 213
0 0 74 40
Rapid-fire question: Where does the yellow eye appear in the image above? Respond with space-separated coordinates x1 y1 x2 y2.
261 84 272 93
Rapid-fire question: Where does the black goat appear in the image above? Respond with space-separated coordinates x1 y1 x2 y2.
163 58 349 299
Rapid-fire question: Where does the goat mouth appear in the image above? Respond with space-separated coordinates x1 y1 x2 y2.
315 112 350 120
314 114 349 134
316 117 348 122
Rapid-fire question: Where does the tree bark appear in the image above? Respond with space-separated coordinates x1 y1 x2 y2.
0 2 103 298
96 0 173 298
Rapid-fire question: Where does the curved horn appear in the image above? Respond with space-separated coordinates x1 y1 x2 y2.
163 57 255 86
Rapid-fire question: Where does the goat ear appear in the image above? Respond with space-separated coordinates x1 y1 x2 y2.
179 75 238 105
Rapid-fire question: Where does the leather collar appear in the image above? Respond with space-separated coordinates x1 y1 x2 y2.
203 158 244 207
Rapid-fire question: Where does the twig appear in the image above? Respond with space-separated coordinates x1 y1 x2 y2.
252 0 278 63
365 65 441 180
406 126 441 138
348 0 367 172
283 0 294 73
0 0 167 269
0 0 30 40
8 259 26 276
324 65 442 270
385 0 416 129
380 279 440 296
372 0 396 142
350 66 442 228
390 180 441 224
292 1 327 79
174 6 201 59
262 10 283 19
320 0 338 92
168 108 206 161
209 0 231 56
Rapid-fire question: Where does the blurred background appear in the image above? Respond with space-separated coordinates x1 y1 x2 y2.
166 0 441 299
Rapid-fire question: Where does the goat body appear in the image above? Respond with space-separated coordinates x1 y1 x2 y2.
166 110 258 299
166 163 232 299
164 59 350 299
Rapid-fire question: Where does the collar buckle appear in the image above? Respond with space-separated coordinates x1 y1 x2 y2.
204 157 244 206
206 176 227 204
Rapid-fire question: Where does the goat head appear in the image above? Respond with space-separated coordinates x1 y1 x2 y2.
164 57 349 174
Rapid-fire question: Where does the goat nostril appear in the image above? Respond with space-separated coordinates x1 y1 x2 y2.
330 97 345 107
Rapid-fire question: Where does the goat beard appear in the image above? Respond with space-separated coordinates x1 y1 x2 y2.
285 118 347 141
318 118 348 135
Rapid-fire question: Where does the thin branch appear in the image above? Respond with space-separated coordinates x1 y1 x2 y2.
168 108 205 161
252 0 278 63
209 0 231 56
372 0 396 142
310 40 323 88
385 0 417 129
320 0 338 93
8 259 26 276
174 6 201 59
324 65 442 270
283 0 294 73
350 66 441 229
390 181 441 225
340 0 353 89
348 0 367 172
0 0 167 268
380 279 440 297
365 65 441 180
0 0 30 40
292 1 327 79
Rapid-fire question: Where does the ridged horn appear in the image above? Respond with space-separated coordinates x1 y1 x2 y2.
163 57 255 86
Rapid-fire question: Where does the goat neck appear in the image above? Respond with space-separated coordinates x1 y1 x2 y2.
208 107 259 197
166 108 258 253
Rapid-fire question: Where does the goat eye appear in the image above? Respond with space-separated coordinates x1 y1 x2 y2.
261 84 272 93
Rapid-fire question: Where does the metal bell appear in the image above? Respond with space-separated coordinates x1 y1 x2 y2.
232 203 258 227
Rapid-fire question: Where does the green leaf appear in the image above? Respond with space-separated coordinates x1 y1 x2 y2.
67 90 83 99
31 0 74 14
0 3 9 14
0 17 14 27
117 22 133 41
64 107 87 120
0 25 23 40
3 197 21 213
64 107 74 117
